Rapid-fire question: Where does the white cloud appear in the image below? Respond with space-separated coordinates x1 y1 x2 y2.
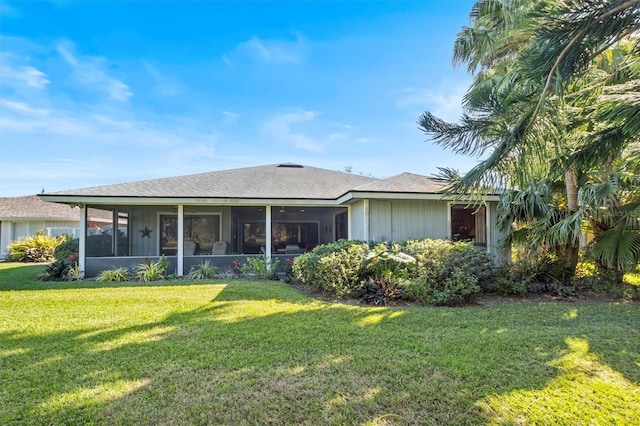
0 53 50 89
262 109 324 152
233 32 306 64
222 111 239 124
395 83 469 123
56 40 133 101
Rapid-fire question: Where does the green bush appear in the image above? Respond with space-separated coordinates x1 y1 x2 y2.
7 231 66 263
240 255 279 280
188 260 218 280
404 269 480 306
54 238 79 262
291 238 496 304
359 243 416 305
39 259 75 281
292 239 369 297
96 267 130 282
572 262 639 299
399 239 494 305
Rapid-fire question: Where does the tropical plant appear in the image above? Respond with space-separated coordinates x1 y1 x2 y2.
39 259 75 282
6 231 66 263
134 257 168 282
95 267 129 282
240 255 279 280
188 260 218 280
68 263 83 281
419 0 640 282
359 243 416 305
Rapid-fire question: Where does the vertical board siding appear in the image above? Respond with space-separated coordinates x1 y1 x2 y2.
350 201 365 241
130 206 162 257
366 199 449 243
389 199 449 242
369 200 391 242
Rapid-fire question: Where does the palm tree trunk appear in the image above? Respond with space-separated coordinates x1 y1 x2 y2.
563 168 580 281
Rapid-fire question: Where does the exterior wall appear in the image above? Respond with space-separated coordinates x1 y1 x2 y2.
488 201 510 263
369 199 449 243
349 200 366 241
0 219 80 258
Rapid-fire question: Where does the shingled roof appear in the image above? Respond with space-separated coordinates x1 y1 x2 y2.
352 173 450 194
43 164 379 200
0 195 79 220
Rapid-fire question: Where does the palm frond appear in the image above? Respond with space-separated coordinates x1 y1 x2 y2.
590 227 640 271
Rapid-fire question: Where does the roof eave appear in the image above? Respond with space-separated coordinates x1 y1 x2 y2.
339 191 501 203
38 195 345 206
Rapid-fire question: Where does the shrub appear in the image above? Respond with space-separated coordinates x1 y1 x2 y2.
134 256 168 282
503 254 576 296
7 231 65 263
54 238 79 262
96 267 130 282
292 240 369 297
39 259 75 281
359 243 415 305
188 260 218 280
68 263 83 281
240 255 279 280
404 269 480 306
401 239 493 306
572 262 639 299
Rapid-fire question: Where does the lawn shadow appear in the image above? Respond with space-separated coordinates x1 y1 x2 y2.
1 282 638 425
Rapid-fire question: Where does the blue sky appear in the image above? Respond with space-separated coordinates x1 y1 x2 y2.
0 0 478 197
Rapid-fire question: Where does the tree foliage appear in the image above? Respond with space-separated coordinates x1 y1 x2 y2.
419 0 640 280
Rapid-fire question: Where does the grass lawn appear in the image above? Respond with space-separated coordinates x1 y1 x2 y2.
1 263 639 425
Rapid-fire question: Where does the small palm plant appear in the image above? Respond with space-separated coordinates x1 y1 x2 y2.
360 244 416 305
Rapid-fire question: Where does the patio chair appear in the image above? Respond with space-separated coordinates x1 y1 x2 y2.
184 241 197 255
211 241 227 255
285 244 300 254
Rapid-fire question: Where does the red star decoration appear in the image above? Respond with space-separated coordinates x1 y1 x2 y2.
140 226 152 238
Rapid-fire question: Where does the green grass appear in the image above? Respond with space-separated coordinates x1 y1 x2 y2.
1 262 639 425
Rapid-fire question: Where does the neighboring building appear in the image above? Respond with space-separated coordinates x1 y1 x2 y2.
38 163 506 277
0 195 117 259
0 195 81 258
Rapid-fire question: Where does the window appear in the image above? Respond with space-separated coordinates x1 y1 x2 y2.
160 215 221 255
272 222 319 252
450 205 486 246
86 208 129 256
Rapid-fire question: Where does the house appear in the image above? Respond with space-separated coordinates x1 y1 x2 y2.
0 195 120 259
0 195 82 258
38 163 506 277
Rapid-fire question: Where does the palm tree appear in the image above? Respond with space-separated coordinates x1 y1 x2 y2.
419 0 640 280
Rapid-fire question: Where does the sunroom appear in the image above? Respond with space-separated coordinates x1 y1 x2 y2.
78 203 350 277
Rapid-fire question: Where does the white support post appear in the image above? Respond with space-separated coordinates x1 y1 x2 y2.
177 204 184 276
265 205 272 270
363 199 370 242
347 205 352 240
79 204 86 277
447 202 452 240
